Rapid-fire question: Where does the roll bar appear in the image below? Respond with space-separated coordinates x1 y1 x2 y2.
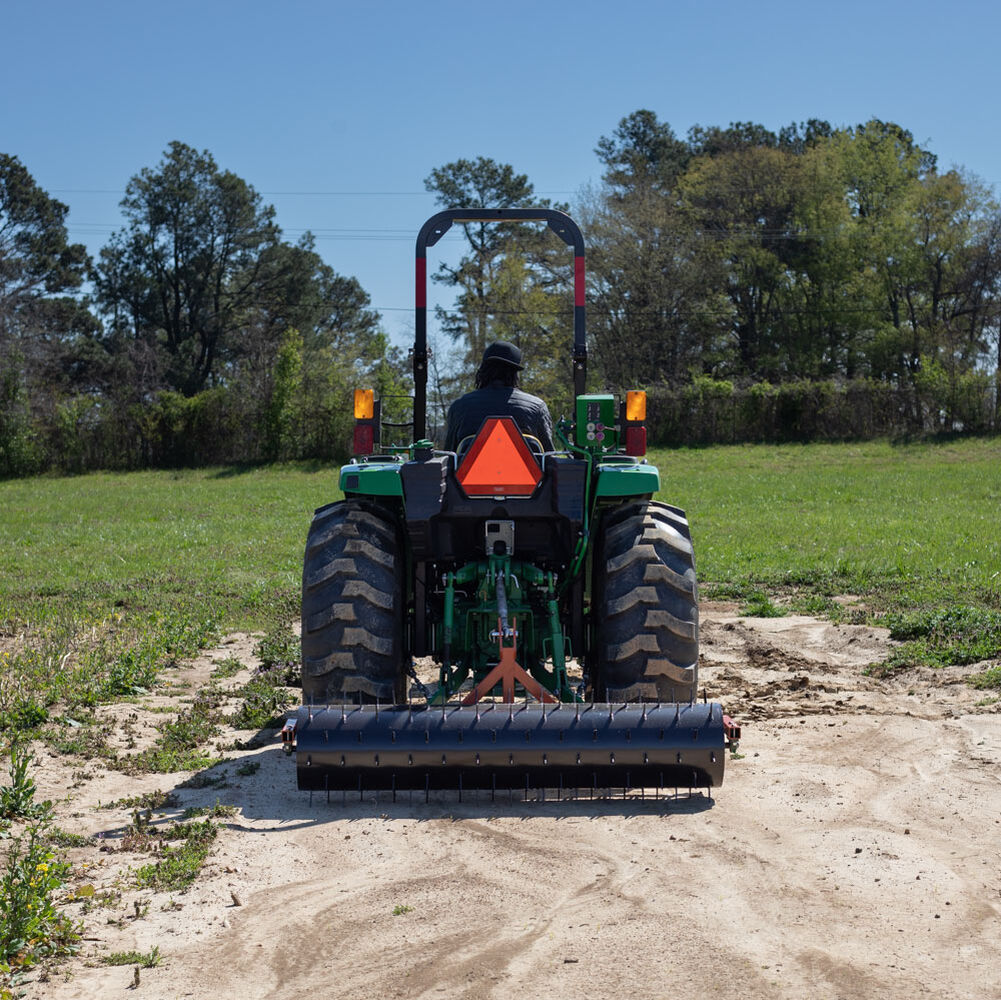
414 208 587 440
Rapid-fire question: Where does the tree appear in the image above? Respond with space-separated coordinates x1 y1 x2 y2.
0 154 89 343
423 157 541 368
595 110 689 198
95 141 284 395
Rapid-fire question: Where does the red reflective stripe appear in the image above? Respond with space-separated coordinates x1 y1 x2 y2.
574 256 585 307
416 258 426 308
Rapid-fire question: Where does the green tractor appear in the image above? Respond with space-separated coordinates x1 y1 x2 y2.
286 209 734 797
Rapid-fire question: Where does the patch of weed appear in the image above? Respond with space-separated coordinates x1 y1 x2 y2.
210 656 244 680
230 670 294 730
969 665 1001 690
182 801 236 819
392 904 414 916
101 945 161 968
253 592 300 679
45 827 94 849
40 724 115 762
133 821 216 892
235 760 260 777
0 805 78 973
738 590 787 618
0 741 51 821
119 691 222 774
97 791 178 812
879 606 1001 668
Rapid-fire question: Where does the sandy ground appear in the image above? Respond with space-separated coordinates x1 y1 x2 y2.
21 606 1001 1000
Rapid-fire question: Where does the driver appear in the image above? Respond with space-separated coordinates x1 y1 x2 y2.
444 341 555 454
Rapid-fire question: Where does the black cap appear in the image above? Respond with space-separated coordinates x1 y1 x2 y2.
482 341 524 370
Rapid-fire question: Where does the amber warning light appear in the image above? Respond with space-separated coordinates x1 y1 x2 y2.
352 388 378 455
622 390 647 457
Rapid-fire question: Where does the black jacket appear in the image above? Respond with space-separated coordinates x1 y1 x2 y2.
444 381 555 453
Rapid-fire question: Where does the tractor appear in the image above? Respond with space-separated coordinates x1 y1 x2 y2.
284 209 734 798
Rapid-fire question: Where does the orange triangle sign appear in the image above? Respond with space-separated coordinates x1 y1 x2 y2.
456 417 542 496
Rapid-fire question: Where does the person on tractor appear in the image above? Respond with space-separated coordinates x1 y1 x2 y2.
443 341 555 454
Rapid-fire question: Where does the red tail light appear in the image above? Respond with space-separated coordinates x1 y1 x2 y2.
353 423 375 456
624 425 646 457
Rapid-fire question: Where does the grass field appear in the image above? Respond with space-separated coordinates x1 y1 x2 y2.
1 437 1000 731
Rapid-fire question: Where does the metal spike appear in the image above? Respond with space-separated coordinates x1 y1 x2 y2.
358 775 363 801
575 702 580 721
391 774 396 803
375 698 379 718
325 774 329 805
491 773 496 802
458 773 462 803
425 774 430 804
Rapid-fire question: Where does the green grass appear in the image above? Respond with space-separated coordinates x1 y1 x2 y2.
0 464 332 732
1 444 999 734
655 439 1001 615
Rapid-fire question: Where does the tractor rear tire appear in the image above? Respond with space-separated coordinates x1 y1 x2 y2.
301 500 406 704
592 500 699 703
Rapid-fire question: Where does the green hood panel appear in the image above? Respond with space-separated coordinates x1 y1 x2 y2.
593 462 660 497
340 462 404 497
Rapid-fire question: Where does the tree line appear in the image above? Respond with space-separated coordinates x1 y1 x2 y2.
2 115 1000 476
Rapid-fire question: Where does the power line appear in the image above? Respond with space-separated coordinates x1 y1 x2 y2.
51 188 576 196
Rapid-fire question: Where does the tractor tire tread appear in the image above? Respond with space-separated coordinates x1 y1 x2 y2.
301 500 405 704
593 501 699 702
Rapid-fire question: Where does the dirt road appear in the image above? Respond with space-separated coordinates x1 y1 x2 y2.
29 607 1001 999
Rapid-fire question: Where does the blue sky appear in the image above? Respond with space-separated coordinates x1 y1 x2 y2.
4 0 999 347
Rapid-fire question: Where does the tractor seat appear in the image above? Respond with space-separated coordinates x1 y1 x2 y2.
456 432 544 465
